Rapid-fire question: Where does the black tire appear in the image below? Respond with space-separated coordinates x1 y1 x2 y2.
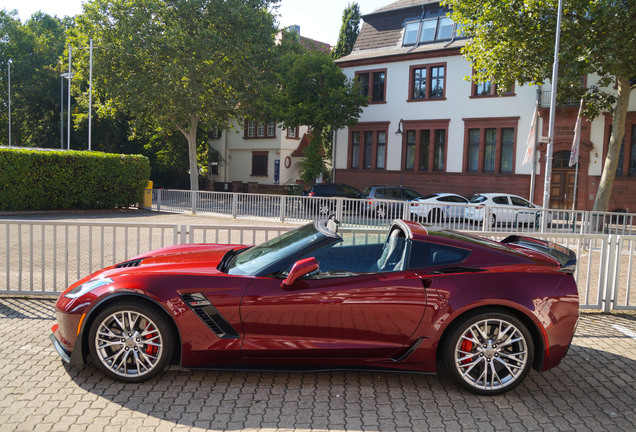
428 209 443 224
88 300 175 382
442 310 534 395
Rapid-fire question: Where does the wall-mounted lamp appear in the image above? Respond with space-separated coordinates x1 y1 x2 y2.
395 119 404 135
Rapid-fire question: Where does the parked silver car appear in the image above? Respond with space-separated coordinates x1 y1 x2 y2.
361 186 423 219
465 193 541 227
410 193 468 222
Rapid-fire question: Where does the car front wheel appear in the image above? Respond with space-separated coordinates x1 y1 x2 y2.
88 300 174 382
443 311 534 395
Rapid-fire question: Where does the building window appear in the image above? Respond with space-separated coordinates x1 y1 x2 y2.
287 127 299 139
462 119 518 173
402 7 462 46
245 120 276 138
349 123 389 170
251 151 268 176
472 71 515 97
351 132 360 169
409 64 446 101
209 129 222 140
376 131 386 169
356 69 387 103
401 120 449 172
247 120 256 138
615 122 636 177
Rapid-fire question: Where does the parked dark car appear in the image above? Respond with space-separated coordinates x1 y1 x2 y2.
51 217 579 395
302 183 362 215
361 186 423 218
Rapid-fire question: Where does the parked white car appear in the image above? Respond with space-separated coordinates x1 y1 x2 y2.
410 193 468 222
465 193 542 227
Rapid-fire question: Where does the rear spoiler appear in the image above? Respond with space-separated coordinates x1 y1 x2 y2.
501 235 577 274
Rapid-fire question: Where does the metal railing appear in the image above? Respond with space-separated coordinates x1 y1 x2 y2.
152 189 636 236
1 218 634 312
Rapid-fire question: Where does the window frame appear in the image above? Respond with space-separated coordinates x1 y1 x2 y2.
471 75 516 98
244 120 277 139
462 118 519 174
348 122 390 170
408 63 447 102
400 119 450 172
286 126 299 139
402 13 461 47
356 69 387 104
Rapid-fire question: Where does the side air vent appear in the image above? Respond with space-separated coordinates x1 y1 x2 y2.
180 293 240 339
115 258 143 268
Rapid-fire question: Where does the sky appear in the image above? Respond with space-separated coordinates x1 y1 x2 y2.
0 0 392 46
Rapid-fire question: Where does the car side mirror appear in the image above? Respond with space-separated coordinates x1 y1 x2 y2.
282 257 319 288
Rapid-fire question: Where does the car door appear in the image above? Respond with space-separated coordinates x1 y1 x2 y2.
491 195 512 222
239 234 427 360
510 196 537 224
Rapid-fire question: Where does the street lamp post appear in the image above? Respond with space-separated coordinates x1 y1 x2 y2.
8 59 12 146
60 72 74 150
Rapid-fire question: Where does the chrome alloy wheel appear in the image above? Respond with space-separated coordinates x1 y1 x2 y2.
453 317 529 393
93 310 164 378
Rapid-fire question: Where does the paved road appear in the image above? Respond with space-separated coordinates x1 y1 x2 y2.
0 297 634 432
1 210 635 431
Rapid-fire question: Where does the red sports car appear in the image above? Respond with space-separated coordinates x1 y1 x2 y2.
51 217 579 395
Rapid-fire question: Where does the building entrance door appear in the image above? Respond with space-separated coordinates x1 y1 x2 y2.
549 151 576 209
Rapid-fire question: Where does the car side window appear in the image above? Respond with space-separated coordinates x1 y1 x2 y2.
450 196 467 203
408 240 471 269
493 196 509 205
404 189 421 200
511 197 531 207
375 188 386 198
388 188 402 199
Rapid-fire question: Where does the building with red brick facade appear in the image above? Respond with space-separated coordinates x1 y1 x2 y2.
333 0 636 212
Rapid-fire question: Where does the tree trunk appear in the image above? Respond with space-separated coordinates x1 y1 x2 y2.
174 115 200 192
593 76 631 213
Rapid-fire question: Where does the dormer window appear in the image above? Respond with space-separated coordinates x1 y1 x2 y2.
402 7 460 46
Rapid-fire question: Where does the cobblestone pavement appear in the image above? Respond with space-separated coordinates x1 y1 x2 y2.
0 298 634 432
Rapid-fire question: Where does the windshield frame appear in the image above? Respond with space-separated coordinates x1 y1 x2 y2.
223 220 340 277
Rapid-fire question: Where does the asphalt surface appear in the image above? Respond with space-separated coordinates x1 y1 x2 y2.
1 209 635 431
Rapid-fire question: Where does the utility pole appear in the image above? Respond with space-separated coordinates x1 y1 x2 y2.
67 45 72 150
88 39 93 151
8 59 12 146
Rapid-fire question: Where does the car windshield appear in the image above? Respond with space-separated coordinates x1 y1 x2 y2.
225 223 325 276
470 195 487 204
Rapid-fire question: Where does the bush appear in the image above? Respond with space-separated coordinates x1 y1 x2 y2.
0 148 151 211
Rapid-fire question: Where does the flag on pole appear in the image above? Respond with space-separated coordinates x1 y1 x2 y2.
522 101 538 165
569 98 584 167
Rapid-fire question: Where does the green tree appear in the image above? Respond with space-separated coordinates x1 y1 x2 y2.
273 39 367 184
332 2 361 60
443 0 636 212
72 0 280 191
0 11 70 148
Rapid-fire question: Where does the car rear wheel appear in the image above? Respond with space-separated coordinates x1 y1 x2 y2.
88 301 174 382
443 311 534 395
428 208 443 224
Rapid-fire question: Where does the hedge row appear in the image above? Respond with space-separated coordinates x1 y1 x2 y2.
0 148 151 211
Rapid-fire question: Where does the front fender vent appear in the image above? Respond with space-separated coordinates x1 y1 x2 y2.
180 293 239 339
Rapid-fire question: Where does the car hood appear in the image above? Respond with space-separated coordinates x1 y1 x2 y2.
101 243 249 277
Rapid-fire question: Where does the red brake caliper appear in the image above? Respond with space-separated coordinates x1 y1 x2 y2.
145 325 158 355
460 332 474 364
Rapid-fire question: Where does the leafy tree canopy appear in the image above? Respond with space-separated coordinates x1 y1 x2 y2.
71 0 280 191
269 34 367 183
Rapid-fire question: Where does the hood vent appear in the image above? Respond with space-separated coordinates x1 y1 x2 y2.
115 258 143 268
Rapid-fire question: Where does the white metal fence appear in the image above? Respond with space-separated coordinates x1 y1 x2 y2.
0 218 634 312
152 189 636 236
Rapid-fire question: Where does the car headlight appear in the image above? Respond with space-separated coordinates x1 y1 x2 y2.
64 278 114 299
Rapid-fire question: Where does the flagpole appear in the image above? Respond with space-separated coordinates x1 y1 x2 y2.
542 0 564 219
570 98 584 212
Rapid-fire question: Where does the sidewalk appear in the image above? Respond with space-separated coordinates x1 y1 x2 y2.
0 297 634 431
